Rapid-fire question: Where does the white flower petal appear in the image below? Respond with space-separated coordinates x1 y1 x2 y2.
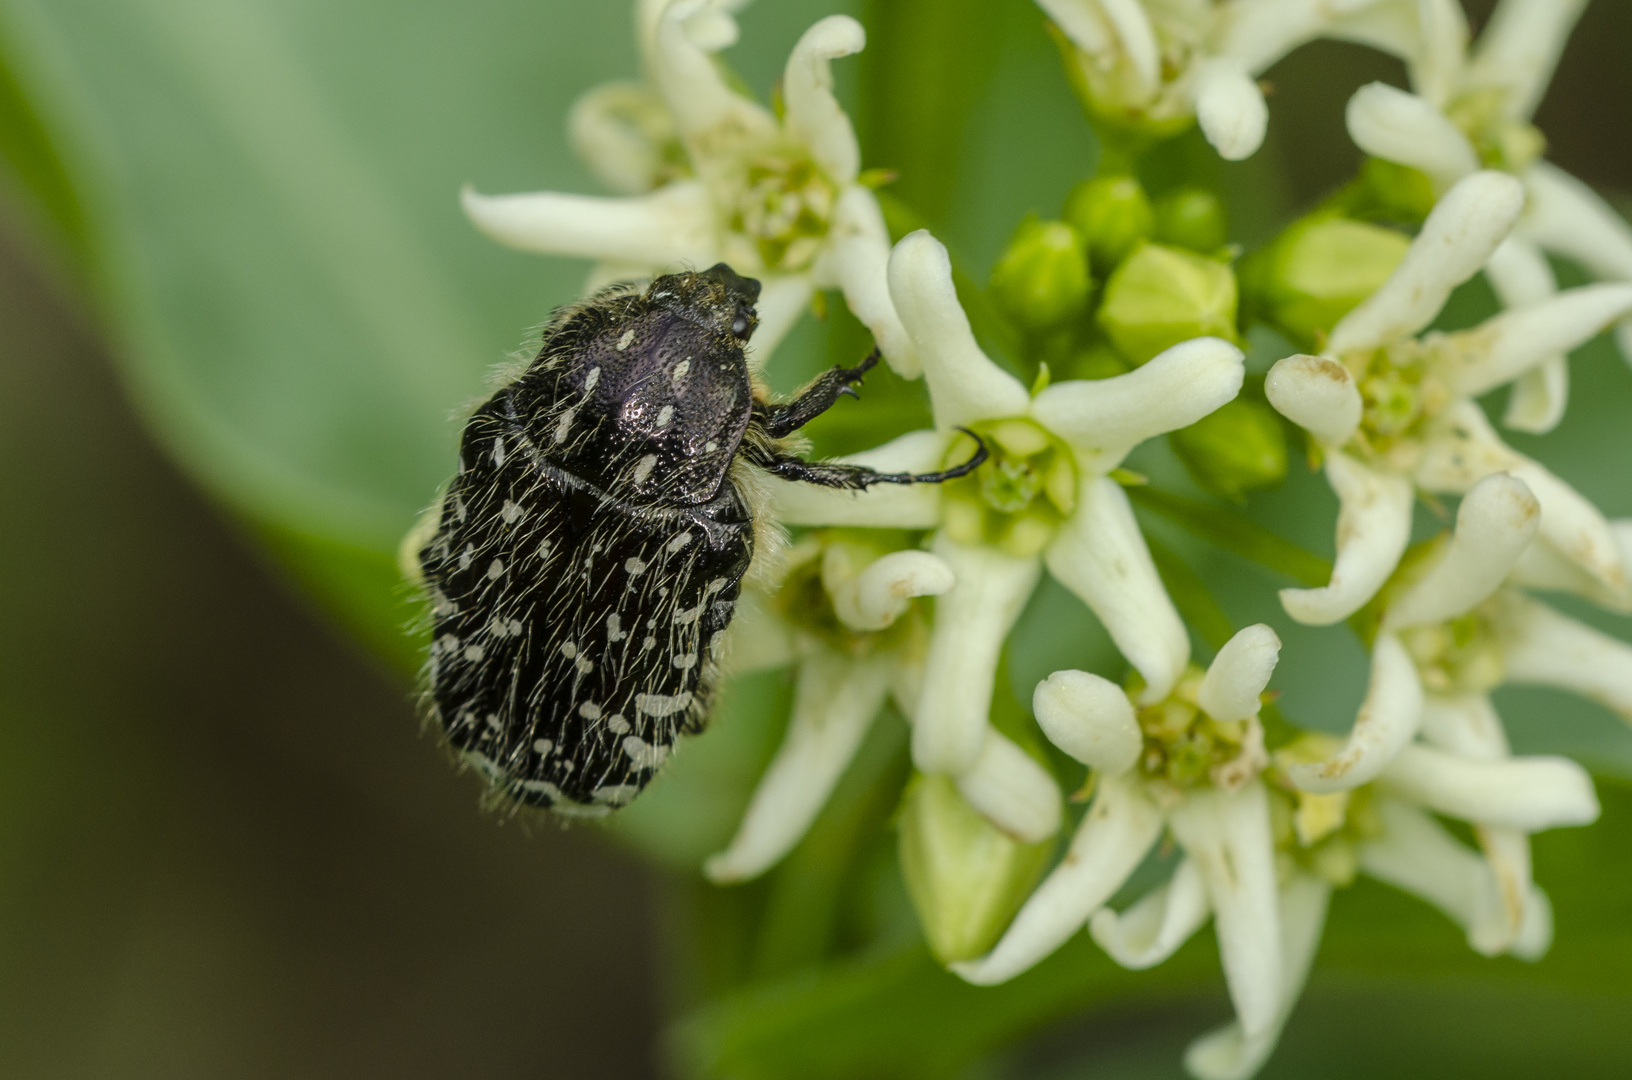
1199 624 1282 723
888 231 1030 429
1097 0 1162 99
1504 357 1569 434
1486 236 1557 307
1192 58 1268 161
782 16 864 184
1168 783 1282 1039
1383 472 1540 629
1436 284 1632 398
1263 354 1363 446
1045 477 1190 702
1088 858 1210 969
954 730 1063 843
1032 669 1142 775
1507 521 1632 613
827 549 954 633
1418 692 1510 759
951 773 1162 986
1380 743 1600 830
1214 0 1386 74
1286 632 1423 793
743 274 815 371
1416 402 1626 592
1495 592 1632 720
1279 452 1414 626
1034 0 1115 56
912 536 1042 774
1031 337 1245 465
568 81 676 196
770 429 948 528
1329 171 1525 353
1344 82 1478 190
1359 797 1505 955
1473 825 1538 957
1183 873 1332 1080
651 0 777 160
1465 0 1590 120
704 650 890 882
1519 161 1632 281
821 187 919 376
460 182 718 266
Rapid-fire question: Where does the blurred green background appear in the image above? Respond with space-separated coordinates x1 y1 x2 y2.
1 0 1630 1077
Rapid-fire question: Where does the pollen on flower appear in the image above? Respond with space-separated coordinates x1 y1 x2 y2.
726 150 839 271
1130 667 1266 790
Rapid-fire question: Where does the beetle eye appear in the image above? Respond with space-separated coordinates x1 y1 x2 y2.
731 309 752 339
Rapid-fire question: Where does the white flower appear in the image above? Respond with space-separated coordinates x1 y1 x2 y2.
952 627 1286 1060
1342 0 1632 430
1040 0 1403 161
463 1 914 373
1264 171 1632 625
772 230 1245 802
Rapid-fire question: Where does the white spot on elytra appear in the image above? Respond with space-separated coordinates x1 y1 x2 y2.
464 642 485 662
704 577 726 595
667 532 694 554
625 556 647 576
673 603 704 626
500 499 523 524
484 713 502 731
533 738 553 756
458 545 474 571
537 539 553 560
606 614 627 641
641 635 656 650
578 702 601 721
656 405 674 428
453 495 468 521
487 559 505 580
492 437 506 466
615 329 635 351
632 454 658 486
704 440 718 452
575 654 594 674
623 736 670 770
636 691 693 718
554 408 575 444
593 784 638 805
607 715 632 735
672 358 691 382
560 642 578 659
673 652 698 670
584 365 602 390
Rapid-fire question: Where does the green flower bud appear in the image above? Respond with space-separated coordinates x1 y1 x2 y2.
897 774 1052 964
1062 340 1131 381
1170 397 1288 500
1359 157 1436 224
989 218 1092 333
1097 242 1238 366
1153 186 1227 253
1261 216 1410 347
1063 175 1155 271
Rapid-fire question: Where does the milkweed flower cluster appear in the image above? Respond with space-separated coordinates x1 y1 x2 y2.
454 0 1632 1075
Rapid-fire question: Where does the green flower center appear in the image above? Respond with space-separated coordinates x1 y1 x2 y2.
729 151 838 271
1399 610 1505 695
939 418 1079 559
1444 88 1547 174
1346 343 1449 463
1131 668 1262 789
1267 738 1383 887
773 531 924 655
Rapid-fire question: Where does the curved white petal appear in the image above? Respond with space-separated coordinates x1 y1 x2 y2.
888 231 1030 429
1437 284 1632 398
951 773 1162 986
1486 236 1557 307
1329 171 1525 354
744 274 816 371
912 536 1042 774
828 549 954 633
1088 858 1210 969
1380 744 1600 830
1465 0 1590 120
1383 472 1540 629
955 730 1063 843
1286 632 1423 793
1264 354 1362 446
704 650 890 882
1520 162 1632 281
1416 402 1626 592
1097 0 1162 99
1192 58 1268 161
1183 873 1332 1080
1508 521 1632 613
1418 692 1510 759
1045 477 1190 702
1033 669 1142 775
1495 592 1632 720
461 182 718 266
1408 0 1470 109
1199 624 1282 723
821 186 918 376
1474 826 1539 957
1344 82 1478 190
1168 783 1282 1039
1504 357 1569 433
782 16 865 184
770 429 948 528
568 81 677 196
1279 452 1414 626
1213 0 1386 74
1035 0 1115 56
651 0 776 162
1031 337 1245 465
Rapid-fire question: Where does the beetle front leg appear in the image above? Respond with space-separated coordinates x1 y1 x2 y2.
755 348 881 439
744 428 989 489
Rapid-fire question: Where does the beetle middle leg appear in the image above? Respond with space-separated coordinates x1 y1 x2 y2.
755 348 882 439
744 428 989 490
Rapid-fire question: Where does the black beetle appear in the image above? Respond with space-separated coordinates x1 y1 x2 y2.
417 263 984 816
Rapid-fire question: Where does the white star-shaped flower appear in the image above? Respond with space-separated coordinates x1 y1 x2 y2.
1264 170 1632 626
771 230 1246 814
463 0 913 373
